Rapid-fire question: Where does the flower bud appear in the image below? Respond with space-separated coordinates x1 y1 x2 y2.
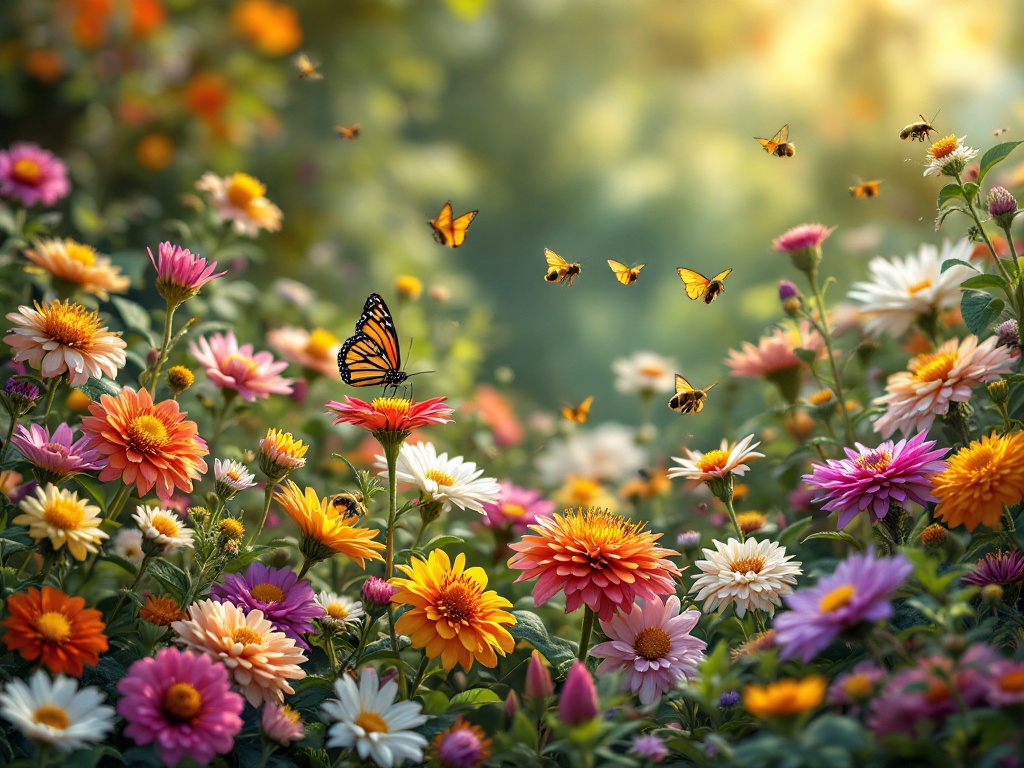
988 186 1018 230
718 689 740 707
676 530 700 548
988 379 1010 405
362 576 397 607
4 378 40 415
995 319 1020 349
981 583 1004 605
395 274 423 300
504 689 520 721
778 280 803 316
526 650 554 699
166 365 194 395
558 662 599 726
919 523 947 547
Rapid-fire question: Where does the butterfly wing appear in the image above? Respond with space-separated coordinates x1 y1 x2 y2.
448 209 478 248
755 136 778 153
430 202 455 246
774 124 789 144
546 248 569 271
562 395 593 423
335 124 360 140
711 268 732 283
675 374 695 394
337 294 405 387
677 268 712 300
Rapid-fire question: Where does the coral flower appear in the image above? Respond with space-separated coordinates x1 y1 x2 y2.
196 171 283 236
118 647 244 767
148 241 225 308
0 142 70 207
172 600 307 706
139 595 186 626
508 508 680 621
434 718 493 768
190 331 294 402
10 422 102 484
931 432 1024 532
724 323 824 403
81 386 209 501
481 481 555 531
327 395 454 443
273 480 384 566
13 482 108 560
267 326 342 380
211 563 324 648
873 336 1015 438
5 300 127 385
743 676 827 718
2 586 108 676
24 238 130 299
391 549 516 672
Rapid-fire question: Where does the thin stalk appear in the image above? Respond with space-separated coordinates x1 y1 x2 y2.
1004 504 1017 533
147 304 177 396
722 494 744 543
412 517 430 551
806 271 854 445
386 606 408 698
577 606 596 662
296 556 315 580
324 632 339 676
0 414 18 466
105 482 132 525
958 174 1019 313
256 743 275 768
110 555 152 624
383 441 401 579
40 379 60 423
248 482 277 547
409 656 431 697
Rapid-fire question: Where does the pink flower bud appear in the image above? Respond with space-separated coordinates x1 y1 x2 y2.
526 650 554 699
558 661 599 725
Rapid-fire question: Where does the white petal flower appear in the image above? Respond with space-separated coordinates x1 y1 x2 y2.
112 528 145 564
612 351 678 396
316 591 365 629
922 135 978 177
214 458 257 494
688 538 802 617
132 504 194 553
536 423 648 485
0 670 115 752
377 442 499 514
667 434 764 482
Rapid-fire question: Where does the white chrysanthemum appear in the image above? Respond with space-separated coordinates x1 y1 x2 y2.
667 434 764 482
214 458 257 494
612 351 678 396
848 239 975 337
923 135 978 177
322 667 428 767
112 528 145 564
132 504 194 553
377 442 499 514
688 538 802 617
316 591 365 629
0 670 114 752
536 422 648 485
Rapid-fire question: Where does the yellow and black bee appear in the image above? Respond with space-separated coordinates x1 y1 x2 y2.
330 492 367 519
668 375 716 414
899 112 938 142
677 267 732 304
544 248 582 286
849 179 883 199
755 124 795 157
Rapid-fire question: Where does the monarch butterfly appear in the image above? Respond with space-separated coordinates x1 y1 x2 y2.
755 124 795 157
848 179 882 198
668 375 716 414
335 123 361 140
430 202 478 247
294 53 323 80
677 267 732 304
607 259 645 285
337 294 408 387
562 395 593 424
544 248 582 286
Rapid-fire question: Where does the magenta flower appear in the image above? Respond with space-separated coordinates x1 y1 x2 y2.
481 481 554 531
988 659 1024 707
0 143 70 207
190 331 294 402
210 563 323 648
962 549 1024 588
525 650 554 699
802 431 948 529
774 549 912 663
148 241 226 308
362 576 397 606
772 223 836 253
590 595 706 706
117 647 244 767
559 661 599 725
10 422 102 484
261 703 305 746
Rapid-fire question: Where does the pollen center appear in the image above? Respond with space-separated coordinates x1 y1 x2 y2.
906 278 933 295
327 603 350 620
232 626 263 646
425 469 457 487
354 710 389 735
303 328 338 358
633 626 672 660
163 682 203 722
126 414 169 453
65 242 97 267
999 670 1024 692
502 503 527 518
818 584 856 613
32 704 69 730
924 680 951 705
729 555 766 575
370 397 411 414
436 582 475 624
856 450 892 472
12 158 42 185
736 511 767 534
912 351 956 383
42 497 85 530
223 352 257 373
251 583 286 603
696 449 729 473
150 513 180 539
36 611 72 642
226 172 264 211
638 364 667 377
929 135 959 160
40 301 101 347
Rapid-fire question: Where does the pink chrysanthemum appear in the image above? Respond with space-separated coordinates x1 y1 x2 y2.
117 647 244 767
590 595 706 706
873 336 1016 437
772 223 836 253
481 481 554 531
326 395 454 442
10 422 102 484
261 703 305 746
0 143 70 207
148 241 225 308
802 432 948 529
190 331 294 402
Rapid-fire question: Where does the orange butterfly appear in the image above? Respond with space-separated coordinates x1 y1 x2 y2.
544 248 582 286
607 259 644 285
337 294 407 387
430 202 478 248
755 124 795 157
294 53 323 80
562 396 593 423
335 123 361 140
677 267 732 304
668 375 716 414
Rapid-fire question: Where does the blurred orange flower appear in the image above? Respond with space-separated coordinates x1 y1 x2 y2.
231 0 303 56
23 49 64 83
183 72 232 129
464 385 523 447
130 0 166 38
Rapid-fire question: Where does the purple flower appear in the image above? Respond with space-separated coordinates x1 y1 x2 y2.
632 735 669 762
10 422 102 484
828 661 884 706
362 576 397 606
4 378 39 405
559 662 599 725
962 549 1024 587
718 689 740 707
995 319 1019 348
0 143 70 207
210 563 323 648
778 280 800 300
480 481 554 531
774 548 913 663
988 186 1017 218
802 431 948 529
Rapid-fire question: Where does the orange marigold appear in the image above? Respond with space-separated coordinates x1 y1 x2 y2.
2 586 107 676
931 432 1024 532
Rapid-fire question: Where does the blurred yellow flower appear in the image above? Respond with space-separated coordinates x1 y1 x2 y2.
743 676 826 718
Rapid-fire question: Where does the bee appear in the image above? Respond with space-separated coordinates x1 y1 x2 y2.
330 492 367 519
677 267 732 304
755 124 795 157
668 375 716 415
561 395 593 424
294 53 323 80
848 179 883 198
544 248 582 286
607 259 645 285
335 123 361 140
899 112 938 142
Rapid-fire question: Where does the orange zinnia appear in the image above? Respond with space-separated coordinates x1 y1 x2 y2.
2 586 108 676
81 386 209 501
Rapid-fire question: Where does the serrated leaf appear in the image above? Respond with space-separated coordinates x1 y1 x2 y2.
941 257 979 273
936 205 967 229
74 377 121 401
962 181 980 202
147 559 191 601
801 530 865 550
450 688 502 707
110 296 152 335
937 183 963 208
961 291 1005 336
508 610 577 670
978 140 1024 186
960 273 1008 291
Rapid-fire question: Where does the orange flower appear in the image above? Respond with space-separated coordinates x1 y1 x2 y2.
273 481 384 566
140 595 186 626
231 0 303 56
931 432 1024 532
130 0 165 37
2 586 107 676
23 238 131 300
183 72 231 127
81 386 209 501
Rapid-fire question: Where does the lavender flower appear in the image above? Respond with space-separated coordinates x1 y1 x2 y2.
10 423 102 484
210 563 323 648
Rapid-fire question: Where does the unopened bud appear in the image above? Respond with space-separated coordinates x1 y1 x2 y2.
526 650 554 699
988 379 1010 405
981 584 1004 604
167 365 194 395
920 523 947 547
988 186 1018 230
558 662 599 726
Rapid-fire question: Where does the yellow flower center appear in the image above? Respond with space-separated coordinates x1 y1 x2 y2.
35 611 72 642
40 301 102 348
736 511 767 534
730 555 766 575
226 172 265 212
42 497 86 530
32 704 69 730
856 450 892 472
281 705 301 724
906 278 933 295
638 364 666 377
126 414 169 454
565 477 603 504
696 449 729 474
303 328 338 359
929 134 959 160
808 389 833 406
436 582 475 625
251 583 286 603
960 444 995 473
219 518 245 539
842 673 873 699
354 710 389 734
912 350 956 383
818 584 856 613
326 602 350 620
224 352 257 373
232 626 263 646
150 513 180 539
371 397 411 415
163 682 203 722
425 469 456 487
633 626 672 660
64 241 97 267
502 503 527 518
999 670 1024 692
12 158 42 185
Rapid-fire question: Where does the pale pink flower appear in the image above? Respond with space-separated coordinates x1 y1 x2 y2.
190 331 294 402
266 326 341 380
725 322 824 379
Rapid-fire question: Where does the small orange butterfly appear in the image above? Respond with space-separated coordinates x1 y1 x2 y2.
294 53 323 80
562 395 593 423
607 259 644 285
544 248 582 286
668 375 716 414
755 124 795 157
677 267 732 304
335 123 361 140
430 202 478 248
848 179 882 198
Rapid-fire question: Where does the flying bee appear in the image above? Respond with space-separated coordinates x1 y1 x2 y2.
849 179 883 199
544 248 582 286
294 53 323 80
330 492 367 519
335 123 361 140
899 111 939 142
677 267 732 304
668 375 716 415
755 124 795 157
607 259 645 285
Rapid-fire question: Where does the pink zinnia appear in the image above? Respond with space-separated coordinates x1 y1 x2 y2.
190 331 294 402
0 143 70 207
148 241 225 308
261 703 305 746
10 422 102 483
481 481 554 531
117 647 244 767
326 395 454 440
772 223 836 253
590 595 706 706
802 432 948 529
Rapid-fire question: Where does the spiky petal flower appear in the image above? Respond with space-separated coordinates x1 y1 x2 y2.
689 538 802 617
13 482 108 560
0 670 114 752
24 238 130 300
190 331 294 402
1 586 108 676
211 563 324 648
931 431 1024 531
378 441 500 514
10 422 102 484
262 703 305 746
923 134 978 177
362 576 397 607
273 480 384 566
196 171 283 236
963 549 1024 587
667 434 764 484
508 508 680 621
148 241 225 309
0 142 70 207
328 395 454 446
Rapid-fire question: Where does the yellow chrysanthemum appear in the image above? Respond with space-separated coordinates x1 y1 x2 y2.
13 483 108 561
391 549 516 672
931 432 1024 532
272 481 384 567
743 676 826 718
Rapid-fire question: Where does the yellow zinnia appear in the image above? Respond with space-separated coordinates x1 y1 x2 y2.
13 483 108 561
391 549 516 672
273 481 384 567
931 431 1024 532
743 676 826 718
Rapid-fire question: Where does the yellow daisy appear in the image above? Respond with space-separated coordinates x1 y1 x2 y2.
13 483 108 561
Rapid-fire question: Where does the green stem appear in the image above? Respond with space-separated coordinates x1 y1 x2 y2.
325 632 338 676
110 555 151 624
248 482 277 548
147 304 177 396
412 517 430 551
386 605 408 698
383 441 401 580
297 556 313 580
722 494 744 543
577 606 595 662
106 482 132 525
256 743 275 768
208 390 238 448
40 378 60 424
409 655 431 697
806 271 854 446
1004 505 1017 533
0 413 18 467
959 174 1019 314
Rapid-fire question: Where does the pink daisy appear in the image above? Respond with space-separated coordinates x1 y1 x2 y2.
117 647 244 767
590 595 706 706
480 481 554 531
189 331 294 402
0 143 70 207
148 241 225 308
10 422 102 484
772 223 836 253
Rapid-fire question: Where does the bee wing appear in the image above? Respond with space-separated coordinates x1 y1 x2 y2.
711 268 732 283
677 267 711 300
448 209 478 248
754 136 777 152
546 248 570 270
774 124 789 143
674 374 694 394
430 202 455 245
607 260 632 284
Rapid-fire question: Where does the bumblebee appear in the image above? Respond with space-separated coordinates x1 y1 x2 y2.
544 248 582 286
330 492 367 519
900 112 938 142
755 124 795 157
668 375 716 414
848 179 882 198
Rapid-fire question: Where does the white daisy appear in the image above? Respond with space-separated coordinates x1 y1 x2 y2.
0 670 114 752
922 134 978 177
112 528 145 564
377 442 499 514
214 458 257 498
132 504 194 553
536 422 648 485
612 351 678 396
688 538 802 617
316 591 365 629
667 434 764 482
322 667 428 767
847 239 975 337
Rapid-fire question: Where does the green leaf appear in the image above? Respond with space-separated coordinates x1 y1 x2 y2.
74 377 121 401
941 257 979 274
960 273 1008 291
937 183 963 208
509 610 577 671
936 205 967 228
978 140 1024 186
110 296 152 336
804 715 869 751
418 689 450 714
801 530 865 550
419 535 464 552
779 516 814 549
962 181 980 202
961 291 1005 336
449 688 502 707
147 559 191 601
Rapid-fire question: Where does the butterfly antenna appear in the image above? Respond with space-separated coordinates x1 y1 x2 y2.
404 337 435 381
